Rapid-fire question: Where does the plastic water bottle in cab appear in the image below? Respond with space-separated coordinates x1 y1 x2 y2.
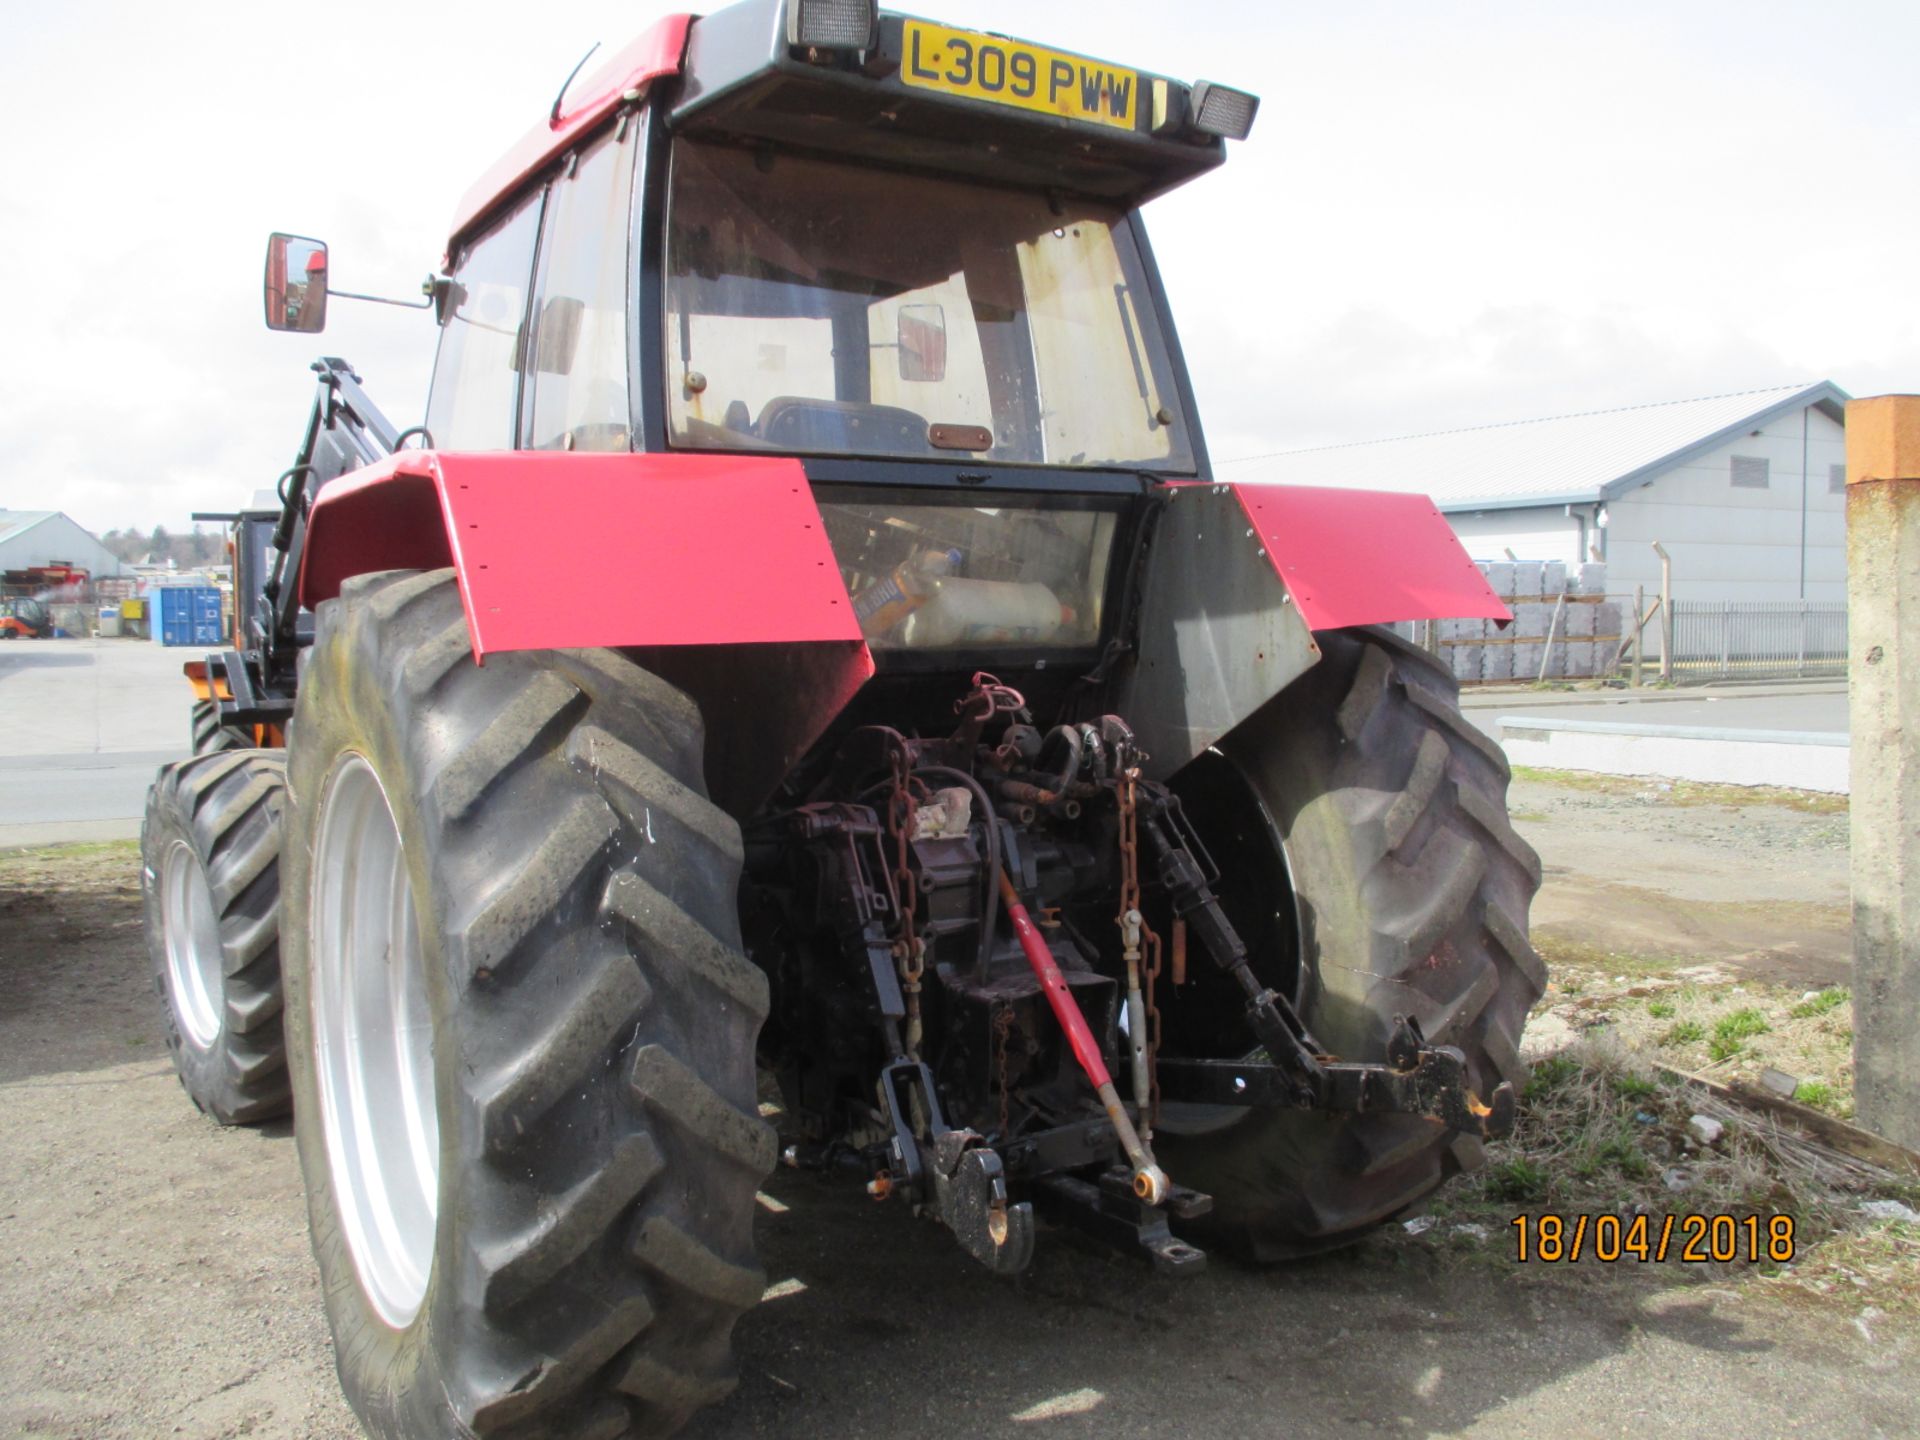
906 577 1074 646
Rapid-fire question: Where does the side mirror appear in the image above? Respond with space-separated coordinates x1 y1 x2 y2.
897 303 947 383
264 233 329 333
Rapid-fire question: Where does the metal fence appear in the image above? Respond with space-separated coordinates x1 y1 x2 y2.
1665 600 1848 680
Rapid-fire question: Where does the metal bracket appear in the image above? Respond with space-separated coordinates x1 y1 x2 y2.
875 1061 1036 1275
1035 1167 1210 1274
1158 1021 1518 1143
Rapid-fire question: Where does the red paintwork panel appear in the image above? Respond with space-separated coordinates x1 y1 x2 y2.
299 450 865 662
447 14 692 258
1229 484 1511 632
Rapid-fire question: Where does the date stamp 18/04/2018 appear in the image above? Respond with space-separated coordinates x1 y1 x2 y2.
1510 1213 1796 1264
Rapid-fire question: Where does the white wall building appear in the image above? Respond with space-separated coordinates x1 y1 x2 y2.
0 510 126 581
1247 383 1849 604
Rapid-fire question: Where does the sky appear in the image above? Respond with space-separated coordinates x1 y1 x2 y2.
4 0 1917 535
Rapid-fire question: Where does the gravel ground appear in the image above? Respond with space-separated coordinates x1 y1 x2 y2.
3 778 1913 1440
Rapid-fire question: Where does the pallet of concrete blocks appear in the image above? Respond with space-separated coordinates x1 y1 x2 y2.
1593 600 1624 675
1480 625 1515 681
1509 599 1552 680
1562 598 1596 677
1438 616 1484 682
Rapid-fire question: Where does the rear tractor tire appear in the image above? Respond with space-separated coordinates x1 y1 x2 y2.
280 569 773 1440
141 750 292 1125
1159 626 1546 1259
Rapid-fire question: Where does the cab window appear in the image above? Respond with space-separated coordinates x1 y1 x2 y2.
664 139 1192 470
426 190 543 451
527 123 637 452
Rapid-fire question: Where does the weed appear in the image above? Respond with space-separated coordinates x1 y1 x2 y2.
1704 1006 1770 1062
1790 987 1849 1019
1715 1008 1771 1043
1611 1074 1659 1100
1647 1000 1676 1019
1525 1055 1581 1101
1662 1020 1705 1045
1485 1158 1548 1203
1794 1080 1835 1108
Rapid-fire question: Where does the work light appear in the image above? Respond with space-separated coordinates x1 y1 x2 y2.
787 0 878 52
1189 81 1260 141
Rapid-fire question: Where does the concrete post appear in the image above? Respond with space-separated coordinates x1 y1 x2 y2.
1631 583 1645 687
1847 395 1920 1149
1652 541 1673 681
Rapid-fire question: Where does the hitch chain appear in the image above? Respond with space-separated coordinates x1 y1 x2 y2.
886 745 925 1060
992 1003 1015 1138
1115 767 1163 1132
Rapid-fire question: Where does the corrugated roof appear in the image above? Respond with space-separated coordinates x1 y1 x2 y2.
0 510 57 544
1221 382 1850 512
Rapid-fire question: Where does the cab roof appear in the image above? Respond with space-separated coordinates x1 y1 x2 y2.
448 1 1239 260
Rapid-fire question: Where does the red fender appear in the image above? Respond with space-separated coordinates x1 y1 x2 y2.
298 450 872 816
298 450 866 659
1224 483 1511 631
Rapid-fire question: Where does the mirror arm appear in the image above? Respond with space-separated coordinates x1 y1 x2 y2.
327 287 436 311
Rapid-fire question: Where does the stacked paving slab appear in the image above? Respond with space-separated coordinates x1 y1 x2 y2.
1397 560 1622 684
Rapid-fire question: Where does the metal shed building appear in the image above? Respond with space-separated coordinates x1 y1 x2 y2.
0 510 127 583
1244 383 1850 605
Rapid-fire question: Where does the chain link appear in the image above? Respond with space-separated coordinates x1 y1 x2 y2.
885 745 924 1058
992 1004 1015 1138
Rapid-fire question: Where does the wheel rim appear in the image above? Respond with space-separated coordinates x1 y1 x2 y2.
310 753 440 1329
160 840 224 1050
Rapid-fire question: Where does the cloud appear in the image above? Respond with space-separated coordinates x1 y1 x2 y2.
3 0 1917 535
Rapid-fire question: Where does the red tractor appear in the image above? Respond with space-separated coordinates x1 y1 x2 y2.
147 5 1540 1437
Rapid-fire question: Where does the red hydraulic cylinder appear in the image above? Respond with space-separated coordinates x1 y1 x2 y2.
996 869 1168 1204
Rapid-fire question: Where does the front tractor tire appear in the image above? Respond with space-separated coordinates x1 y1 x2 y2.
280 569 773 1440
1161 627 1546 1259
191 699 252 755
141 750 292 1125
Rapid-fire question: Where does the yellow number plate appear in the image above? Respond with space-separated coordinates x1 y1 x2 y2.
900 20 1138 131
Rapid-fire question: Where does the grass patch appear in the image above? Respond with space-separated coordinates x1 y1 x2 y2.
0 838 141 865
1611 1073 1659 1100
1509 766 1848 814
1486 1158 1549 1203
1794 1080 1836 1109
1531 933 1690 979
1663 1020 1706 1045
1708 1008 1772 1061
1790 987 1848 1019
1647 1000 1676 1019
1440 1035 1917 1292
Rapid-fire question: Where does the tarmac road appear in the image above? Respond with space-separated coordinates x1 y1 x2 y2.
0 636 188 845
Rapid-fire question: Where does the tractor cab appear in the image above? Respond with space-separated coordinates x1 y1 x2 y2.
422 0 1257 662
